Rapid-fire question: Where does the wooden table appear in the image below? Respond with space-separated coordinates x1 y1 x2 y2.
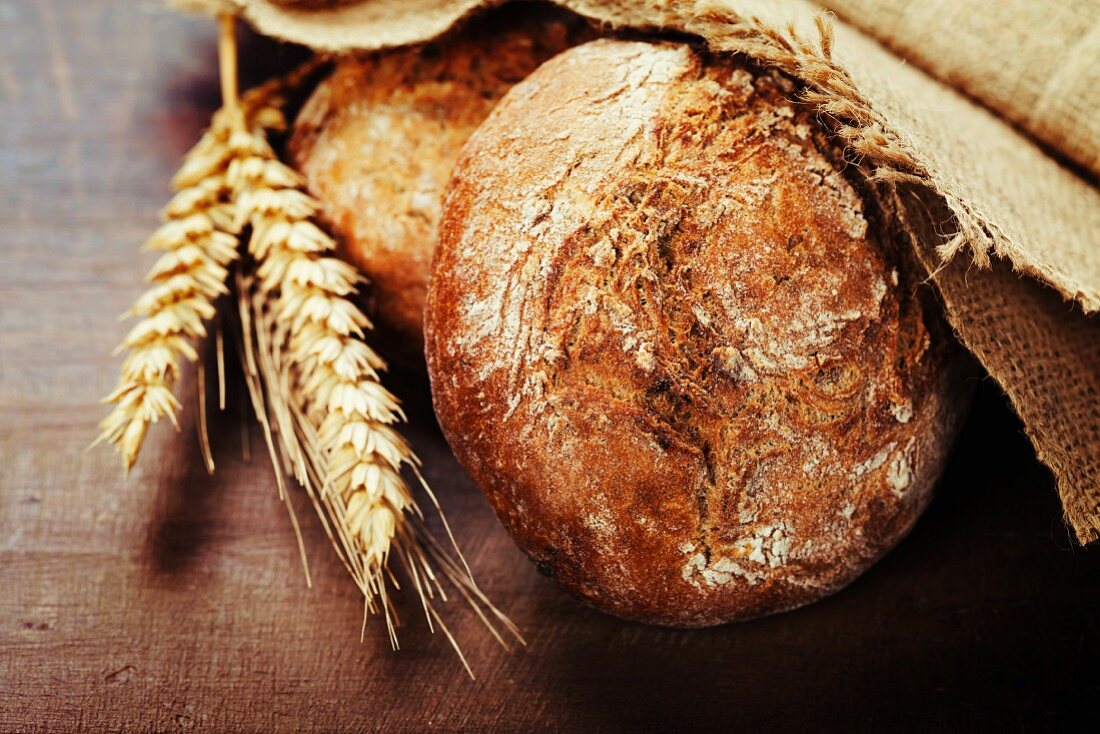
2 2 1097 731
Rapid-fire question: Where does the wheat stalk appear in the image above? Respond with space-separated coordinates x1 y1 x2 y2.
97 12 519 673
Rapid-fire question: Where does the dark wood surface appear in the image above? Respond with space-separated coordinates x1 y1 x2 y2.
1 2 1097 731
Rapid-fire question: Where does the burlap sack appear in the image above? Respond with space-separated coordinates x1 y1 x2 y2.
176 0 1100 543
818 0 1100 181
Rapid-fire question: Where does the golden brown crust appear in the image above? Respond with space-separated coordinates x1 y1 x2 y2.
426 39 970 627
289 6 592 365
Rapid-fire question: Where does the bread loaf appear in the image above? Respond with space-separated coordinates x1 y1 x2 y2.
425 39 970 626
289 7 590 364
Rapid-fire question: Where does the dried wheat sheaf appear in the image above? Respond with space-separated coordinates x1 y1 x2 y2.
97 18 519 675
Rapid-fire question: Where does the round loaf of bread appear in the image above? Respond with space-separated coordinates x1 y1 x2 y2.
289 7 590 364
425 39 970 627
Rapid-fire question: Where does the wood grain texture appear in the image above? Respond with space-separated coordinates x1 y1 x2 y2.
0 2 1096 731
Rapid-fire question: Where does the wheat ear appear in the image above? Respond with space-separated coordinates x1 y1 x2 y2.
95 105 264 470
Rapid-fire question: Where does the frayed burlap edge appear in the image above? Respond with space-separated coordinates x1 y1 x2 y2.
171 0 1100 542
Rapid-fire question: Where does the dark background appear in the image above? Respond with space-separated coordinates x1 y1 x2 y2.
1 2 1096 731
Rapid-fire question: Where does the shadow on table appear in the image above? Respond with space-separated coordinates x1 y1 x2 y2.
143 341 246 575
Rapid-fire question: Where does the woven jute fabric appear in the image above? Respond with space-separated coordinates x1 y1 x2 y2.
175 0 1100 542
894 186 1100 544
817 0 1100 181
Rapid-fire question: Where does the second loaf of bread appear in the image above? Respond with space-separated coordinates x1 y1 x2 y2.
289 7 590 364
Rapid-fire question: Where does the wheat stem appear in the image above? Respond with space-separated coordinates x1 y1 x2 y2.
218 13 241 117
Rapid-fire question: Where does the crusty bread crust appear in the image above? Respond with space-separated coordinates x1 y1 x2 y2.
289 6 590 364
426 39 969 627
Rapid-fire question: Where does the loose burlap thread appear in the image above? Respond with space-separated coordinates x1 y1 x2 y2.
175 0 1100 543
